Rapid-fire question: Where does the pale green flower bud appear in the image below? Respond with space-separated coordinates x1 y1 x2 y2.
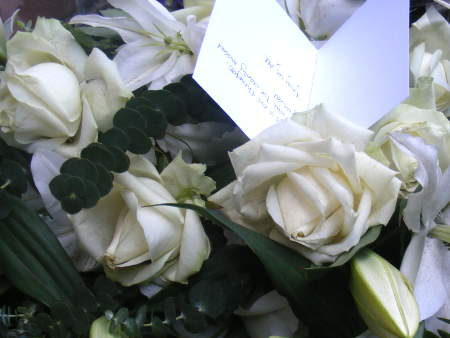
89 317 120 338
350 249 419 338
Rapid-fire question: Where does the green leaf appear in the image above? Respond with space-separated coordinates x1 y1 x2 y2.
164 83 192 112
125 127 153 154
81 143 116 171
107 146 130 173
99 127 130 151
60 158 98 183
113 107 147 131
188 279 229 319
92 163 114 197
140 108 168 139
159 204 364 338
142 90 188 126
0 159 28 194
180 302 208 333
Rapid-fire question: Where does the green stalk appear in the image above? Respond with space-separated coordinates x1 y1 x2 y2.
7 194 85 289
7 216 76 299
0 221 66 306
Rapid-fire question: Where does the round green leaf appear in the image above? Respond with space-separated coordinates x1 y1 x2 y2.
107 146 130 173
0 159 28 194
113 107 147 130
98 127 130 151
140 108 167 139
92 163 113 197
142 90 187 126
164 82 192 111
81 143 116 171
80 179 100 209
61 196 84 214
60 158 98 183
125 128 152 154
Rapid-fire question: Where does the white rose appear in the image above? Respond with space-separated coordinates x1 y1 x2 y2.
71 155 214 286
210 106 401 265
369 78 450 191
410 6 450 113
0 18 131 157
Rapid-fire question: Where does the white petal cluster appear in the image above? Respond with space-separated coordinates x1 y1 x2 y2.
0 18 132 157
211 106 401 265
70 155 214 286
71 0 212 91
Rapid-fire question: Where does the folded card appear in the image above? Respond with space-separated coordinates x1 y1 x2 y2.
193 0 409 138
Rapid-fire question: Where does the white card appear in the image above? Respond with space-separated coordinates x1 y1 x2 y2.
193 0 409 138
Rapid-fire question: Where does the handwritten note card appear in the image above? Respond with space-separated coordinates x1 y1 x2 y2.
193 0 409 138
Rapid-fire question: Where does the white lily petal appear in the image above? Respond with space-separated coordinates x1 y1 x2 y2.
114 40 175 91
392 133 441 228
70 14 144 43
410 237 447 320
108 0 182 35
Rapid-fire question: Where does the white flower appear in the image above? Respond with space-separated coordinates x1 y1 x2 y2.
210 105 401 265
70 154 214 286
234 290 299 338
70 0 212 91
368 78 450 192
410 6 450 114
276 0 364 42
0 18 132 157
393 133 450 334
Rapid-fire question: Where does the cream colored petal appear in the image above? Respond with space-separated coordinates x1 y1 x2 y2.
7 18 87 79
106 247 177 286
161 153 215 201
167 209 210 283
71 188 125 261
319 188 372 257
121 189 182 262
83 48 132 132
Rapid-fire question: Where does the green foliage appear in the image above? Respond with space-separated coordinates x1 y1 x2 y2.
100 245 269 338
0 138 31 199
0 191 103 337
65 24 122 58
50 74 233 214
161 203 368 338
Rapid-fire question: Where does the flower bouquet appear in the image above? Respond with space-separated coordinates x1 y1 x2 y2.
0 0 448 337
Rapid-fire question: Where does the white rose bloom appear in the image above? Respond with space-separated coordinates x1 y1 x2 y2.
210 106 401 265
0 18 132 157
70 0 212 91
70 155 214 286
369 78 450 192
410 6 450 114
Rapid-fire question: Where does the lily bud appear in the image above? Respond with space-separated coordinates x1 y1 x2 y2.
350 249 419 338
89 317 120 338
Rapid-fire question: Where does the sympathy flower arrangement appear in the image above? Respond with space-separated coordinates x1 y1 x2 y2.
0 1 448 338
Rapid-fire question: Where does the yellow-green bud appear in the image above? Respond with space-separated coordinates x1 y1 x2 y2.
350 249 420 338
89 317 121 338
